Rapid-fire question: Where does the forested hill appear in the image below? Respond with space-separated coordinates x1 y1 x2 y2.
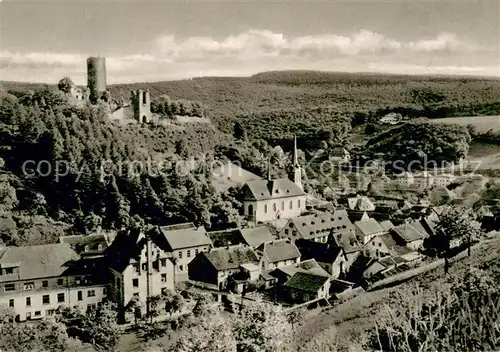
3 71 500 140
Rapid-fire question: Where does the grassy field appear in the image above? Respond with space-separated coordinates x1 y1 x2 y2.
297 234 500 349
429 115 500 133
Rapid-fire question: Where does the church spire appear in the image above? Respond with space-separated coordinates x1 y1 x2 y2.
293 135 303 190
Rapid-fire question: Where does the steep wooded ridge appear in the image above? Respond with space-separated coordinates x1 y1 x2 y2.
3 70 500 141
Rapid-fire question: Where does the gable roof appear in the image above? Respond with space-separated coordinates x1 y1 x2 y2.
212 162 263 192
391 223 425 243
256 239 300 263
283 271 329 293
379 220 395 232
202 245 259 271
242 178 305 201
274 258 330 278
160 223 212 250
355 219 385 237
288 210 354 240
407 221 431 239
335 232 362 253
239 226 275 247
295 239 343 266
0 243 79 282
347 196 375 211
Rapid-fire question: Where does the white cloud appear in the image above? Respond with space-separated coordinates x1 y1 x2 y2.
1 30 495 83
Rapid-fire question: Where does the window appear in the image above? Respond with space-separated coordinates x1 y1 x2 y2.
103 287 107 295
88 290 95 297
133 264 140 274
24 282 34 290
195 249 199 255
273 203 277 212
281 201 285 211
26 297 31 307
161 273 167 283
57 279 64 286
5 267 14 274
264 204 268 213
132 278 139 288
178 251 183 259
4 284 15 292
179 265 184 271
298 199 301 208
43 295 50 304
289 201 293 209
46 309 55 316
133 293 139 298
160 258 166 267
187 250 191 258
42 280 48 288
35 311 41 317
285 229 289 235
141 263 147 271
78 291 83 301
26 312 31 320
9 299 14 308
87 303 97 311
57 293 65 303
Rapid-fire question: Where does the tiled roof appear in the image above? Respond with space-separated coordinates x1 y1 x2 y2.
160 223 212 250
295 239 342 265
289 210 355 240
379 220 395 231
212 162 263 192
242 178 305 201
274 259 330 278
203 245 259 271
355 219 385 237
0 243 79 282
391 223 425 243
256 239 300 263
59 233 109 254
240 226 275 247
408 221 431 239
335 232 362 253
283 272 329 293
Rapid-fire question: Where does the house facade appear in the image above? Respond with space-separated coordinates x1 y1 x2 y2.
255 239 301 271
0 244 107 322
354 218 386 244
105 229 175 312
157 223 212 282
278 210 355 244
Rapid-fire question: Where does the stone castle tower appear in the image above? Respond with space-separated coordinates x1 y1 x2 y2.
293 135 303 190
131 89 152 123
87 57 107 104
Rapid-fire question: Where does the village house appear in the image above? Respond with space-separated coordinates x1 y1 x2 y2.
156 223 212 282
433 174 456 187
329 147 350 164
255 239 301 271
270 259 330 284
295 238 347 279
354 218 386 244
104 229 175 313
239 226 275 247
278 210 355 244
379 112 402 125
413 171 434 190
281 272 330 303
363 256 409 281
0 243 107 322
392 172 414 188
390 222 427 250
363 233 420 262
188 245 260 291
347 196 376 211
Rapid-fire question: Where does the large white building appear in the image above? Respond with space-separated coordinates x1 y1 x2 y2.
0 244 107 322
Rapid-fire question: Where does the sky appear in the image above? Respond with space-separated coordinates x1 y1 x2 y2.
1 1 499 84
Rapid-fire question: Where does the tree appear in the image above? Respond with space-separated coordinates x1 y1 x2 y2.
286 306 307 330
175 139 188 159
164 291 185 317
146 295 165 324
233 122 247 140
173 309 236 352
428 205 484 256
58 77 75 94
233 301 293 352
192 294 217 318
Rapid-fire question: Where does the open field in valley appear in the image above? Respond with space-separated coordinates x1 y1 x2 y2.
429 115 500 133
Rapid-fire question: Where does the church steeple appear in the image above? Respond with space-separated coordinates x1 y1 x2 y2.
293 135 303 190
